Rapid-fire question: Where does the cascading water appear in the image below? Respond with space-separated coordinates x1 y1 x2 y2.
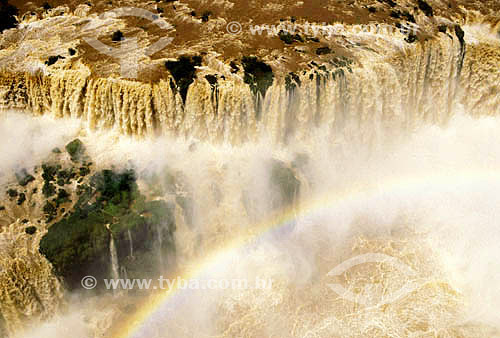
109 235 120 281
1 2 500 337
156 224 166 272
127 230 134 259
0 26 498 144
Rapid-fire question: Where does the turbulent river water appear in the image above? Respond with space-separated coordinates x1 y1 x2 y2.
2 109 500 337
0 16 499 337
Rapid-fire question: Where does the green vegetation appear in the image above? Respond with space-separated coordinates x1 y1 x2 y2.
241 56 274 98
25 226 37 235
17 193 26 206
316 47 332 55
65 139 86 162
42 182 56 198
39 203 111 288
285 72 301 91
40 168 176 290
55 189 70 207
15 169 35 187
278 30 304 45
417 0 434 17
57 168 76 184
42 163 59 181
201 11 212 22
80 166 91 177
112 30 124 42
7 189 17 198
43 202 57 222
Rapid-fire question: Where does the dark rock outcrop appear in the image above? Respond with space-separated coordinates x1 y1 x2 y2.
0 0 18 33
165 55 202 104
269 160 301 210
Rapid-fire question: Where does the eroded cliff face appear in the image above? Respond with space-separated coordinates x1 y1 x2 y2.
0 138 187 336
0 0 498 144
0 220 63 335
1 0 500 337
0 30 499 144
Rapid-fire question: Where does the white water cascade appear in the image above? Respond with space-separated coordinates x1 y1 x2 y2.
109 235 120 281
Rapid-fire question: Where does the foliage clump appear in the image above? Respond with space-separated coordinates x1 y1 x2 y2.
65 139 86 162
278 30 304 45
16 169 35 187
241 56 274 98
7 189 17 198
112 30 124 42
45 55 65 66
316 47 332 55
417 0 433 17
17 193 26 205
285 72 301 91
42 182 56 198
40 168 176 289
25 226 37 235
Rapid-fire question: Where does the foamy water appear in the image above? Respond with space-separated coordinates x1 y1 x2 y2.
2 111 500 337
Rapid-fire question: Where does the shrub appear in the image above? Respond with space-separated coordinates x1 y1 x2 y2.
17 193 26 205
316 47 332 55
16 169 35 186
25 226 37 235
112 30 124 42
417 0 433 17
45 55 65 66
65 139 86 162
7 188 17 198
241 56 274 97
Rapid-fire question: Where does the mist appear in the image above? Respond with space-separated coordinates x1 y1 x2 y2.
0 111 81 185
3 110 500 337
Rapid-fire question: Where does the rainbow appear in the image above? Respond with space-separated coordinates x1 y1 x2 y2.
112 169 500 338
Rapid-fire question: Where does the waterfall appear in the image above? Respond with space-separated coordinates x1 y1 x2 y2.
0 221 63 337
109 236 120 281
0 29 498 144
157 224 163 270
2 6 500 337
127 229 134 259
